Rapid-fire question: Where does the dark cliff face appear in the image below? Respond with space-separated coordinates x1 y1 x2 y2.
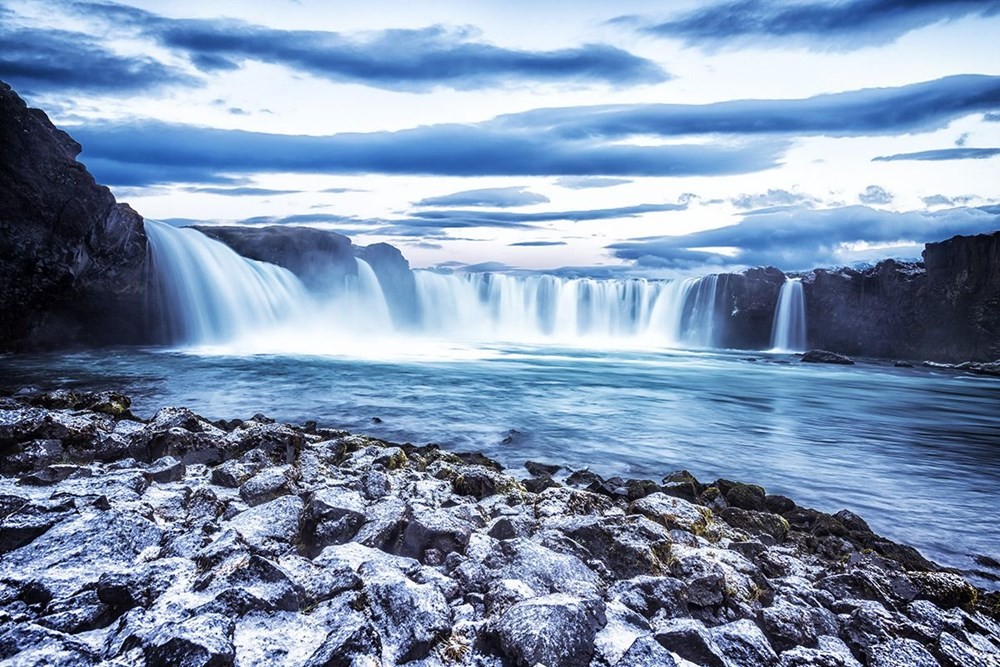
922 231 1000 361
716 231 1000 362
194 225 420 327
0 81 148 350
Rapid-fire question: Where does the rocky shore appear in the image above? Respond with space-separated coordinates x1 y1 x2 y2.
1 390 999 667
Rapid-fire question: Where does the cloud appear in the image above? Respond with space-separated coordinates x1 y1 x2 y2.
509 241 568 247
68 75 1000 187
731 188 818 209
955 132 970 147
921 194 978 207
630 0 1000 50
858 185 893 204
985 112 1000 122
496 75 1000 139
71 120 785 186
607 204 1000 271
75 2 667 91
414 187 549 208
555 176 632 189
183 186 302 196
0 25 196 94
873 147 1000 161
407 202 686 225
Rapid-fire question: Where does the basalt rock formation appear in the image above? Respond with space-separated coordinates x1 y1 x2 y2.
0 81 148 351
2 390 999 666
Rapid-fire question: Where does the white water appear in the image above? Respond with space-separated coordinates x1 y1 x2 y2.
145 220 310 345
146 223 731 352
770 278 807 352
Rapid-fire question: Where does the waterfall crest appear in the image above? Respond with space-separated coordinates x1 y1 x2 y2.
770 278 807 352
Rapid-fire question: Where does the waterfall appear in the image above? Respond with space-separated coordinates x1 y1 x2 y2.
770 278 807 352
146 221 730 350
146 220 310 345
411 271 723 346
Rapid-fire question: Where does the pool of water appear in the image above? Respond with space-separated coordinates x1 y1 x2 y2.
2 343 998 585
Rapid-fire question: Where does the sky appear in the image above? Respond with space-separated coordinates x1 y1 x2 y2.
2 0 999 275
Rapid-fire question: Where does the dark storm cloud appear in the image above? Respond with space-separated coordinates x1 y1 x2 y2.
0 25 196 93
872 147 1000 161
73 2 668 91
67 75 999 187
858 185 893 204
414 187 550 208
626 0 1000 49
607 205 1000 270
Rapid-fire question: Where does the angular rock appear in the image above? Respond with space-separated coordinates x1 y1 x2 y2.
866 638 940 667
655 618 727 667
801 350 855 365
146 456 186 484
359 562 451 664
239 465 295 507
496 594 607 667
144 613 235 667
630 492 712 533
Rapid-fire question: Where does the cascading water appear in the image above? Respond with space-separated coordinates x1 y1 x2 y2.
412 271 723 346
146 221 732 351
146 220 310 345
770 278 807 352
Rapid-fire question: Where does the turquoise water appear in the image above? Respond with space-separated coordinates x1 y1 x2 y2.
2 344 998 584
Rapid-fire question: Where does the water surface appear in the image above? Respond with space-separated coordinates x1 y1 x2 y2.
2 344 998 585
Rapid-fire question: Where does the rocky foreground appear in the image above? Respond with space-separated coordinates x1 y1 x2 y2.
1 391 998 667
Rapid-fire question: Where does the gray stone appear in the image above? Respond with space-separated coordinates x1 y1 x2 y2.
359 561 451 663
709 618 778 666
614 635 680 667
239 465 295 507
146 456 186 483
866 638 940 667
496 594 607 667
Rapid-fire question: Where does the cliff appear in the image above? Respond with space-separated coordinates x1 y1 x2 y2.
0 81 148 350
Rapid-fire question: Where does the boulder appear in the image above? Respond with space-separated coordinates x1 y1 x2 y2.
801 350 856 365
495 594 607 667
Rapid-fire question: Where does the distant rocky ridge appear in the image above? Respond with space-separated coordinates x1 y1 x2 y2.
0 78 998 362
1 390 999 666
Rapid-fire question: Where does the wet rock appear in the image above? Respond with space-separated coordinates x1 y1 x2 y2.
146 456 186 484
0 496 74 555
655 618 727 667
18 463 79 486
228 495 303 556
630 492 712 533
709 618 779 666
301 610 382 667
765 495 797 515
609 575 689 619
277 554 361 606
524 460 560 477
239 465 295 507
778 636 863 667
760 599 818 652
352 496 409 551
717 479 767 512
144 613 235 667
615 634 680 667
545 514 672 579
452 465 514 499
496 594 607 667
477 537 602 598
0 622 99 666
801 350 856 365
866 638 939 666
211 458 260 488
359 468 391 500
36 588 114 634
719 506 790 541
936 630 998 667
359 561 451 663
396 505 475 563
909 571 978 608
